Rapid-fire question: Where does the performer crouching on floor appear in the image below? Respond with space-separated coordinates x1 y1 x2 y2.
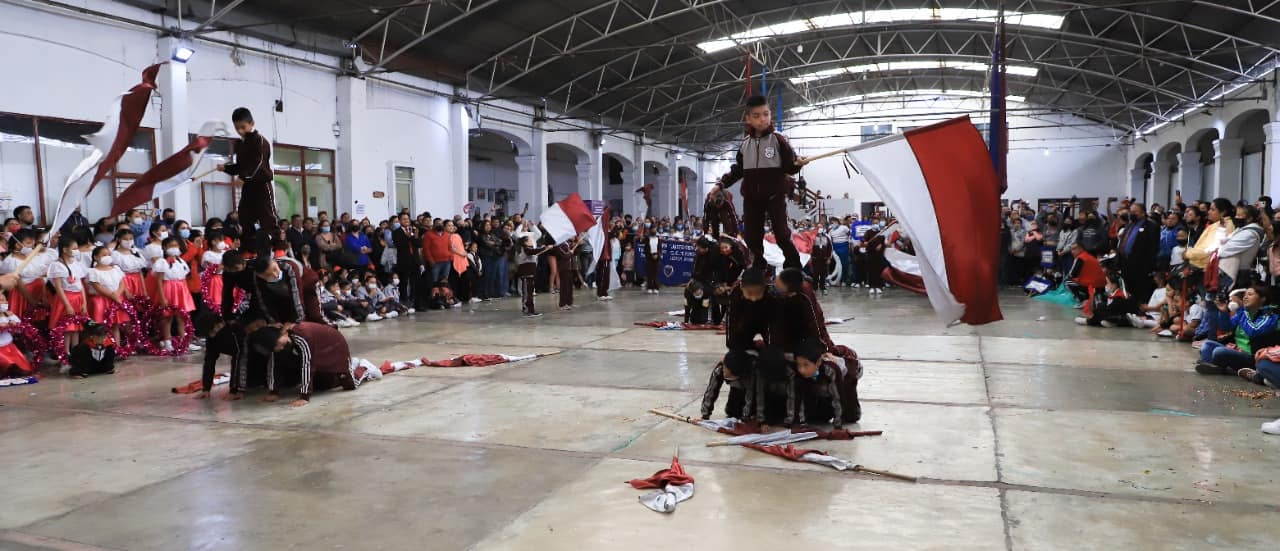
789 338 862 428
684 237 717 324
248 321 358 408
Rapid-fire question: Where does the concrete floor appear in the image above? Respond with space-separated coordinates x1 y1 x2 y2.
2 286 1279 550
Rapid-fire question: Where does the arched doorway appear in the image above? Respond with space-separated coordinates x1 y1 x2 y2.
468 129 531 218
677 166 698 219
602 152 633 215
1154 142 1181 208
547 142 590 205
1227 109 1270 202
1133 153 1154 204
1186 128 1220 200
641 160 670 219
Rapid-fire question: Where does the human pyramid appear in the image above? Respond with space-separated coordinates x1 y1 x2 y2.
690 95 863 431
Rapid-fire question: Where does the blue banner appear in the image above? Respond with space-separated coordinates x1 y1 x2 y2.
634 238 696 286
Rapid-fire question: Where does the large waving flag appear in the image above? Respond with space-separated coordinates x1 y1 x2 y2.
846 116 1003 325
585 205 610 277
111 121 231 217
48 63 162 236
540 192 596 245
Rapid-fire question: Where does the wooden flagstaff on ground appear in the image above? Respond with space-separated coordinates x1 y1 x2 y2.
648 409 917 483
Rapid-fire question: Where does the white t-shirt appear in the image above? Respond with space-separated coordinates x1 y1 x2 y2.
152 258 191 281
47 260 88 293
1170 245 1186 267
1185 302 1205 323
87 266 126 296
113 249 148 274
1145 287 1168 319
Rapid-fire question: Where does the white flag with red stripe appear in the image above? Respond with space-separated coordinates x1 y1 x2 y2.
846 116 1003 325
540 192 597 245
47 63 162 237
111 121 231 217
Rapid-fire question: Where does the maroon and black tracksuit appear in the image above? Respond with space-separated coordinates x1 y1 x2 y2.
717 126 802 269
222 130 279 255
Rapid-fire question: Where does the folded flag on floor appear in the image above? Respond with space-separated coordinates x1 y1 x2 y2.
742 443 855 471
845 116 1003 325
627 454 694 514
540 193 597 245
0 376 38 388
634 321 724 331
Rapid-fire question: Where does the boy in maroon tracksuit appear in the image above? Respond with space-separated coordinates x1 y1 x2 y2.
249 321 357 407
218 107 278 256
714 95 808 270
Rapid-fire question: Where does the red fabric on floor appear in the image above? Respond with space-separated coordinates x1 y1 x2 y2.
627 456 694 489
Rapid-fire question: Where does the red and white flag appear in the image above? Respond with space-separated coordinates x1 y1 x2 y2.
111 121 230 217
48 63 162 236
540 192 596 245
846 116 1003 325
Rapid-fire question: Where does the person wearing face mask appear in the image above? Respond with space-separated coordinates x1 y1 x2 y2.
643 225 662 294
1117 203 1160 303
173 222 205 307
126 209 152 244
201 231 231 314
1214 205 1267 290
809 225 833 294
1183 198 1238 272
1055 216 1080 275
1157 212 1185 269
313 222 342 270
48 236 91 357
87 245 131 345
343 224 373 278
422 221 452 286
152 236 198 352
110 230 148 299
0 229 55 317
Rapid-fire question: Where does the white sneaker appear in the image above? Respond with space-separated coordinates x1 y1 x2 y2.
1100 320 1117 328
1262 419 1280 435
187 343 203 352
367 313 383 322
386 311 399 319
161 340 174 352
469 297 482 304
1157 329 1174 338
407 308 416 314
1125 313 1145 328
1074 317 1087 326
451 302 462 308
869 288 875 295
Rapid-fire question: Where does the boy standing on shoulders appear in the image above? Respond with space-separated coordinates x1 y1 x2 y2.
713 95 808 270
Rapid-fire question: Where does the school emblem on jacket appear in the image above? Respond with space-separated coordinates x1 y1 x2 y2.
764 146 777 159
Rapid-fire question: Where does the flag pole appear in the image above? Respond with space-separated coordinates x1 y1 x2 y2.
799 131 906 164
13 244 45 276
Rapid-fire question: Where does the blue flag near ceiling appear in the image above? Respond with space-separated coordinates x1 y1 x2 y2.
989 5 1009 194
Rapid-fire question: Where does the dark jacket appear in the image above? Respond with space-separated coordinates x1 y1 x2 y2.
717 125 801 201
222 130 273 186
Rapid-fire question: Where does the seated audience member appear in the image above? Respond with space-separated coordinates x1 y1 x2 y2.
1074 271 1138 328
68 323 115 378
1130 271 1169 329
320 281 359 327
789 338 862 429
357 274 395 319
1169 227 1189 271
1196 285 1280 376
249 321 359 408
380 276 412 315
1065 242 1106 309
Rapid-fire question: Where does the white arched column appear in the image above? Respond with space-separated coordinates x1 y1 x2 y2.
1266 122 1280 199
518 127 549 221
1213 138 1243 200
1177 152 1202 203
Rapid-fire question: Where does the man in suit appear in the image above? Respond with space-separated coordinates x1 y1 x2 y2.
391 213 420 304
1119 202 1161 303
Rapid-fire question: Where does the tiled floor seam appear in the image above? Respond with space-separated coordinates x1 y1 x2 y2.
979 336 1016 551
5 391 1276 513
0 529 123 551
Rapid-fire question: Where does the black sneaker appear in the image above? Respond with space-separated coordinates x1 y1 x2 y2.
524 312 543 318
1194 361 1233 375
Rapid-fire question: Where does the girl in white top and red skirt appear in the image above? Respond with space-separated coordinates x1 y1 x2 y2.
48 237 89 355
0 293 34 378
0 229 54 318
142 225 169 302
201 231 228 312
111 229 148 299
87 246 131 344
153 237 196 352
